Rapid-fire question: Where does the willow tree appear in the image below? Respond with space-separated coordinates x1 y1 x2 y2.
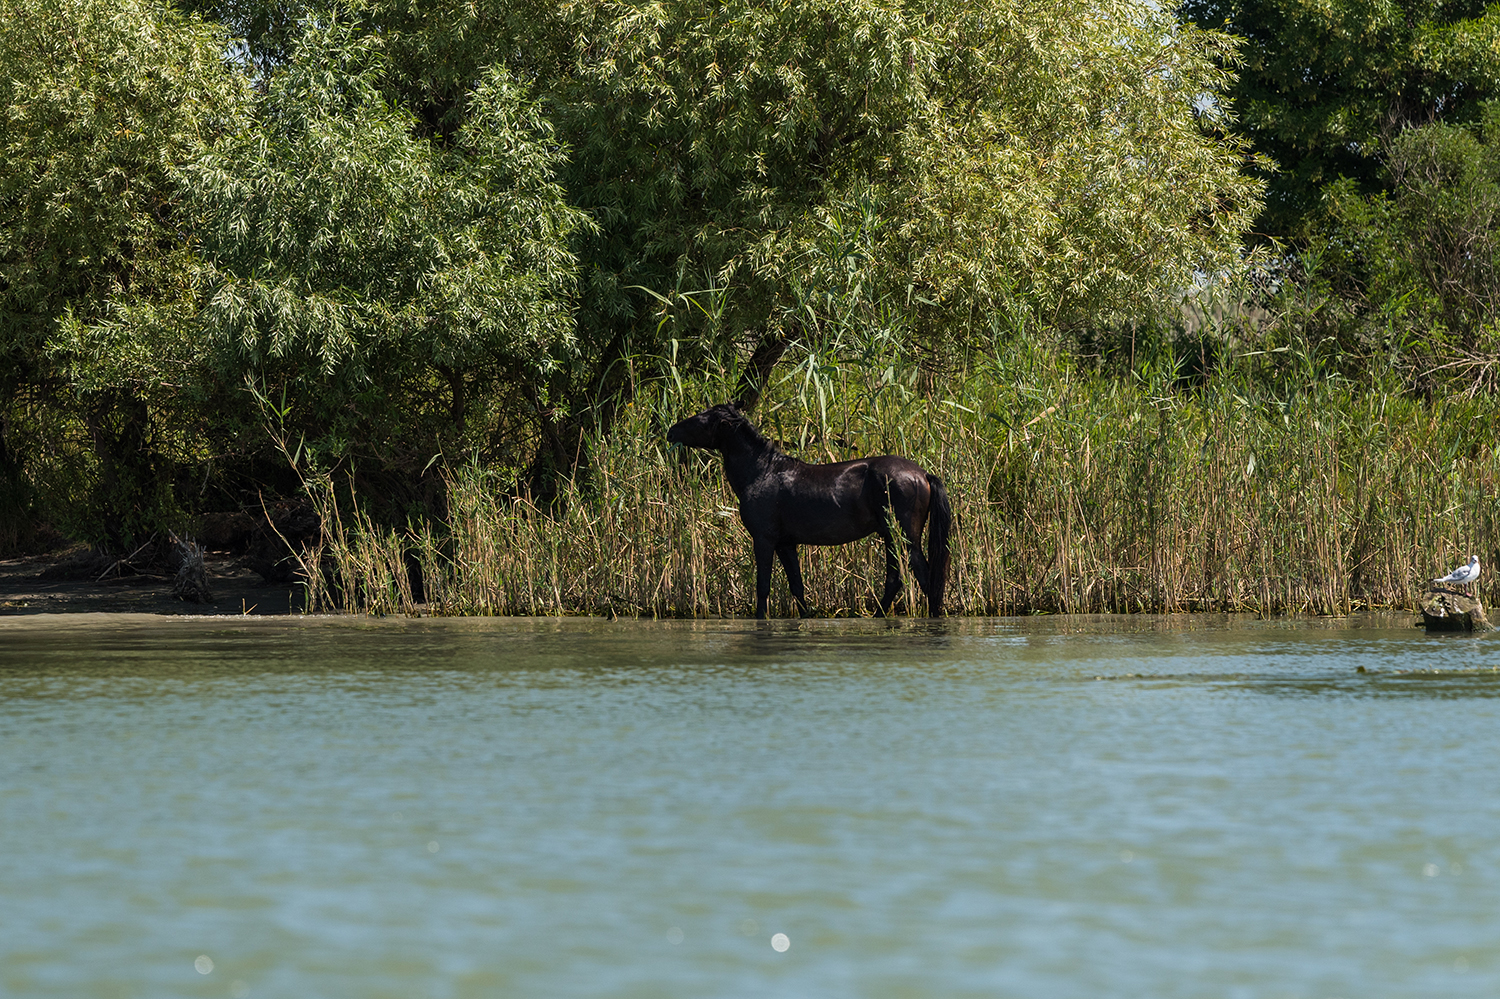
180 0 1262 482
0 0 251 546
557 1 1263 485
3 7 586 543
19 0 1266 528
180 19 587 499
254 0 1256 481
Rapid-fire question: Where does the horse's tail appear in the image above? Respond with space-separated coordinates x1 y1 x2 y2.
926 473 951 616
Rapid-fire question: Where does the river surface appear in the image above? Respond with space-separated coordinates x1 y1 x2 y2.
2 613 1498 998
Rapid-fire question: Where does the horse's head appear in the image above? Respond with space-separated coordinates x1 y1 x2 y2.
666 402 745 450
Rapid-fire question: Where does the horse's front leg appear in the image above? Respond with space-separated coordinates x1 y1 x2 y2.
776 544 809 617
753 538 775 619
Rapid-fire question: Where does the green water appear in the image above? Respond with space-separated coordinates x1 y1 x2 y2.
2 614 1498 998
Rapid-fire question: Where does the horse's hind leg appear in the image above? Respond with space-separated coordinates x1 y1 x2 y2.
875 526 902 616
776 544 809 617
906 529 932 607
906 528 931 595
893 502 932 605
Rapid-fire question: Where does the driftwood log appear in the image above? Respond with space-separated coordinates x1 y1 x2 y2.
169 534 214 604
1420 588 1493 632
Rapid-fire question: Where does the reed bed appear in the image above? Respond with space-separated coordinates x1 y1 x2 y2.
294 343 1500 617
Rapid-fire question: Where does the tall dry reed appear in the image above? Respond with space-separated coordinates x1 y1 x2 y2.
294 342 1500 617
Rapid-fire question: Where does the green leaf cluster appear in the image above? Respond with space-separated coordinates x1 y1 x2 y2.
0 0 251 544
1180 0 1500 239
182 19 586 441
1321 106 1500 345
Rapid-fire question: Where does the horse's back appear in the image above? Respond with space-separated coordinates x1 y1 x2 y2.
798 454 927 482
748 456 875 544
863 454 930 480
747 454 932 546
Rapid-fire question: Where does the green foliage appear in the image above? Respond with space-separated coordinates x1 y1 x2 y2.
0 0 247 350
1180 0 1500 238
0 0 251 545
4 0 1275 555
204 0 1263 379
178 0 315 76
1 4 587 544
181 19 586 463
1310 109 1500 356
550 0 1263 363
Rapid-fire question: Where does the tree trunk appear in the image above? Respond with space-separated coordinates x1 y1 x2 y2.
525 327 636 504
0 369 37 553
0 417 33 554
523 322 797 502
85 391 165 551
734 329 792 412
1421 587 1493 631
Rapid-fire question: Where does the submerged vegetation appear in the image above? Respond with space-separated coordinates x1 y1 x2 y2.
5 0 1500 614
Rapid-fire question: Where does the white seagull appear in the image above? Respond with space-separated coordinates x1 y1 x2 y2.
1433 555 1481 593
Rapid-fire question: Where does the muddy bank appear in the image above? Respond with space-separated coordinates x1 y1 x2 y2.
0 547 304 616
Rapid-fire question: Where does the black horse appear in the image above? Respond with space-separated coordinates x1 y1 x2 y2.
666 402 951 618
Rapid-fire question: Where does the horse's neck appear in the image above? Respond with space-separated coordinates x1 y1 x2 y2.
719 435 776 499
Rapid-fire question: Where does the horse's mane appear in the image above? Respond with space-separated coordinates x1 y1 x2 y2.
724 403 779 454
